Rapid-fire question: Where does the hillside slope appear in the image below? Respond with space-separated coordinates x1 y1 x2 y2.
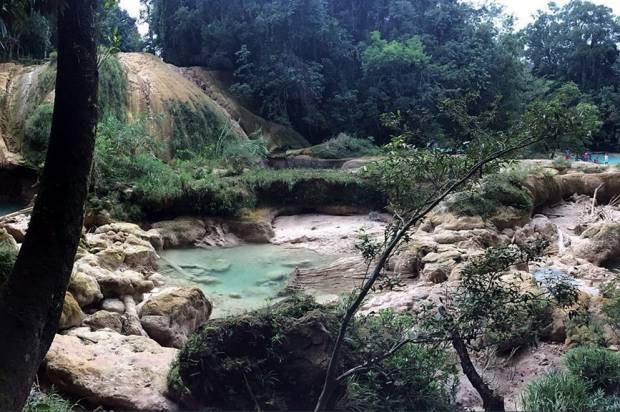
0 53 308 167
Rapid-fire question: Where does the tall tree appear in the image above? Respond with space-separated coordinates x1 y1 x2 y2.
145 0 528 145
0 0 99 408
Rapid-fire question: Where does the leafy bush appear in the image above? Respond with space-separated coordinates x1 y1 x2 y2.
90 115 384 219
447 172 533 218
602 280 620 336
173 297 457 411
218 134 269 172
564 347 620 394
345 310 457 412
305 133 379 159
174 295 338 410
23 103 53 164
520 371 591 412
552 157 572 170
167 101 231 158
98 55 128 120
0 244 17 286
240 168 384 209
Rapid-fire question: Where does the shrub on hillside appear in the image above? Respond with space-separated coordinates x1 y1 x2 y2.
564 346 620 394
447 172 533 218
23 103 53 164
520 371 591 412
171 296 456 411
307 133 379 159
241 168 385 209
345 310 457 412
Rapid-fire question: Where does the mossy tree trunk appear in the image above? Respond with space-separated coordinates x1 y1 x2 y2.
0 0 98 409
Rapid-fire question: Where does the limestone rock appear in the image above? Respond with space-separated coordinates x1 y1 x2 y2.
226 213 275 243
2 214 29 242
421 263 449 284
95 247 125 271
45 329 178 411
540 308 567 344
122 295 148 336
140 288 212 348
123 242 158 268
94 222 151 241
59 292 84 330
150 218 206 248
84 310 123 333
102 298 125 314
68 271 103 307
573 222 620 266
93 269 154 298
436 214 486 231
489 206 531 230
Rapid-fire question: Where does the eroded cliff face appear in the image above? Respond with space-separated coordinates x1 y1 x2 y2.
0 53 308 167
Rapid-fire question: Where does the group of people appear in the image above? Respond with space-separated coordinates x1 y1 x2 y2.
564 149 609 165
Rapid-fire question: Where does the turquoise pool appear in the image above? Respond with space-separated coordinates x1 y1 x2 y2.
0 202 23 217
159 244 334 317
588 153 620 165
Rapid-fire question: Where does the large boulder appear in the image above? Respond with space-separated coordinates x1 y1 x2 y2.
225 210 275 243
45 328 178 411
68 271 103 307
174 297 336 411
59 292 84 330
83 310 123 333
573 222 620 266
140 288 212 348
2 214 29 242
489 206 531 230
0 228 18 251
75 255 154 297
150 218 206 248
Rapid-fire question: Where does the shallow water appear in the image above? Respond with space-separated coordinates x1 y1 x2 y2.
159 244 334 317
534 268 599 296
0 202 23 217
589 153 620 165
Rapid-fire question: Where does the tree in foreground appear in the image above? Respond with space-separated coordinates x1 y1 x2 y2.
0 0 99 408
313 109 551 411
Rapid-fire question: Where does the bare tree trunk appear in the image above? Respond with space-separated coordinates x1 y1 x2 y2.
0 0 98 409
451 332 505 412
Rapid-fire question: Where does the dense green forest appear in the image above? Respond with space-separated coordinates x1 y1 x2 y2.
0 0 142 59
2 0 619 151
3 1 620 411
145 0 620 149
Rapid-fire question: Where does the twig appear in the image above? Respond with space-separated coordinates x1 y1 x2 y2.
335 334 448 382
591 184 604 216
243 373 261 412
